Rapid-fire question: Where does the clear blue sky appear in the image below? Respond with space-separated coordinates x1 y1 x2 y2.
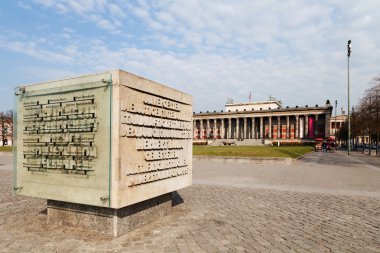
1 0 379 112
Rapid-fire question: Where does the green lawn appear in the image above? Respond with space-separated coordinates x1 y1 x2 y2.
0 146 12 152
0 145 314 158
193 145 313 159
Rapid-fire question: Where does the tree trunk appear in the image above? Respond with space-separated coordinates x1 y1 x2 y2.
377 130 379 156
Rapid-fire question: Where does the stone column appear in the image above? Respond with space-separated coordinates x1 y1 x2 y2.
200 120 204 139
243 118 247 139
325 114 330 138
221 119 225 139
295 115 299 139
260 117 264 139
236 118 240 139
213 119 217 139
305 115 309 138
206 119 210 139
277 116 281 139
228 118 232 139
251 117 255 139
268 116 272 139
193 120 197 139
315 115 319 138
286 116 290 139
299 117 304 138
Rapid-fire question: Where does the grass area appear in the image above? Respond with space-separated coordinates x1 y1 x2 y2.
0 146 12 152
193 145 314 159
0 145 313 157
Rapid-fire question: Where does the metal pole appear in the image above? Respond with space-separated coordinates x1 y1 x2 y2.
335 100 337 135
347 40 351 155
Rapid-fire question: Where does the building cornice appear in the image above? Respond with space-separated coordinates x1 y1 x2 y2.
226 101 281 107
193 105 333 119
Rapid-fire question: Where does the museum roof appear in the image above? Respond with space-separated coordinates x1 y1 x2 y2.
225 100 281 107
194 103 333 117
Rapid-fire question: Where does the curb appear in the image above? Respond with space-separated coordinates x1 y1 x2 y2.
193 156 293 165
293 151 315 160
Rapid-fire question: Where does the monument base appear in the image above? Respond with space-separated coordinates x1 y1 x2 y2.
47 193 172 236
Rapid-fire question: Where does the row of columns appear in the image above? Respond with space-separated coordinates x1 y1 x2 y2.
194 114 325 140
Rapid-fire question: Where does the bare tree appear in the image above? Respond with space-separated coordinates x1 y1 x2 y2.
349 75 380 155
336 74 380 155
371 77 380 155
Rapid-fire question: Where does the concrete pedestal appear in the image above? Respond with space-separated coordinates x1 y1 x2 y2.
47 193 172 236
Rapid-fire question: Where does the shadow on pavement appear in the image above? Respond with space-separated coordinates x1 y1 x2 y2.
172 191 184 207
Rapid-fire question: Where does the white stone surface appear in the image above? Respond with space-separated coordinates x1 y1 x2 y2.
14 69 192 208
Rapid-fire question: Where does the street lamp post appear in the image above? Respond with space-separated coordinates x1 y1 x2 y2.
335 100 337 135
352 106 355 150
347 40 352 155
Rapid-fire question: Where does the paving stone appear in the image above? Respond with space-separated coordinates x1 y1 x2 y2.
1 151 380 252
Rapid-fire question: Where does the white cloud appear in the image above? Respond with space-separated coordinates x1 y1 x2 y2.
131 6 150 19
108 3 126 18
0 39 74 64
96 18 115 31
17 1 32 9
156 11 175 26
32 0 55 7
56 3 68 13
21 67 79 84
3 0 380 112
32 0 123 32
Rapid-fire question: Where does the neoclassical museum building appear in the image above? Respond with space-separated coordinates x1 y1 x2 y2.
193 98 333 142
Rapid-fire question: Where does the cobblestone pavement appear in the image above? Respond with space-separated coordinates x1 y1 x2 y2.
1 151 380 252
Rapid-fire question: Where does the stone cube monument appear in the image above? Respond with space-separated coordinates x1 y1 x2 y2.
13 70 192 236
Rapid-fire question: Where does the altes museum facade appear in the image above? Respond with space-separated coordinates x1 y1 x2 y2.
193 98 333 142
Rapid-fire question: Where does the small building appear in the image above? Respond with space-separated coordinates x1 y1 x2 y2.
330 114 347 138
193 99 333 142
330 113 370 145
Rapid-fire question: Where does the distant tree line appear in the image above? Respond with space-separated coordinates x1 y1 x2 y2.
0 110 13 146
336 75 380 154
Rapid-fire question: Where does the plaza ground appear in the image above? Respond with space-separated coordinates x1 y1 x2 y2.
0 151 379 252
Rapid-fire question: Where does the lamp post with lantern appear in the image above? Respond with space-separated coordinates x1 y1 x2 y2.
347 40 352 155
